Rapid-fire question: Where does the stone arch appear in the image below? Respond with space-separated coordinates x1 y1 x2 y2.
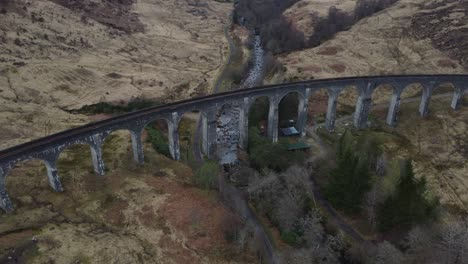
56 143 95 185
1 158 60 211
431 81 465 110
277 91 305 133
400 81 455 118
369 83 396 125
101 129 135 173
325 84 358 131
247 95 271 137
335 84 360 114
245 94 273 114
307 87 330 129
177 109 202 162
397 82 424 117
140 119 172 159
431 81 465 111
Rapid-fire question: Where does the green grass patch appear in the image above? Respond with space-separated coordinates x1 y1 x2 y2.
194 160 219 189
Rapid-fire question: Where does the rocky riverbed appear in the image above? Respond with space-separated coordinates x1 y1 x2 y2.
216 34 265 165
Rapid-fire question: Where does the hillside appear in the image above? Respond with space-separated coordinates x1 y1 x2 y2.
279 0 466 81
0 133 254 263
277 0 468 213
1 0 468 263
0 0 231 149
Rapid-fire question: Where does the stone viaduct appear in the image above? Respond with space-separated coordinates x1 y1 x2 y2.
0 75 466 213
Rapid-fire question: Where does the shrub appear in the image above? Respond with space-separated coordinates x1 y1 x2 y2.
146 126 170 157
308 0 398 48
281 230 302 247
194 160 219 189
354 0 398 21
248 166 316 245
77 98 161 115
248 127 304 172
248 98 269 129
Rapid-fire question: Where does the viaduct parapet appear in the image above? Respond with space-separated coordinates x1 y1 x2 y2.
0 75 467 212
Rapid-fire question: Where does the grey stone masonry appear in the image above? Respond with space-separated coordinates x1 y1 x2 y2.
90 134 105 176
44 157 64 192
387 90 402 127
130 130 144 164
238 97 251 149
296 88 311 136
451 86 465 111
202 108 217 158
267 93 280 143
168 112 181 161
354 82 375 129
419 82 436 117
0 75 466 213
325 87 342 132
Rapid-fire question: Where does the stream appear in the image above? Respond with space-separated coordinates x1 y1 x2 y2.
215 31 279 263
240 35 264 89
217 33 265 165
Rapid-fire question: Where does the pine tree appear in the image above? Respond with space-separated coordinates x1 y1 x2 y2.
325 131 372 214
377 160 438 232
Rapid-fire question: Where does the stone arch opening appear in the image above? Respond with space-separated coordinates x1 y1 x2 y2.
431 82 464 111
4 159 55 208
307 88 329 127
399 83 424 116
336 85 359 120
178 110 202 164
433 82 467 110
324 85 359 131
248 96 270 137
278 91 303 132
101 129 135 173
400 83 423 100
141 119 171 159
370 84 394 125
57 143 95 179
56 143 94 188
433 82 456 95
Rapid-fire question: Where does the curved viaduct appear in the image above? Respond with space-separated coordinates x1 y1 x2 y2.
0 75 467 212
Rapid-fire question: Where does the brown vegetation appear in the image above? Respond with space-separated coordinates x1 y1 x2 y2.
329 63 346 73
316 46 343 56
51 0 144 33
410 0 468 68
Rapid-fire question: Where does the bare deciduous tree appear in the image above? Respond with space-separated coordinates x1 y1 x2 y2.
371 241 404 264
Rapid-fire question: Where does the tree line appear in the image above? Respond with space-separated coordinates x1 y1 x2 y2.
325 130 438 232
234 0 399 54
